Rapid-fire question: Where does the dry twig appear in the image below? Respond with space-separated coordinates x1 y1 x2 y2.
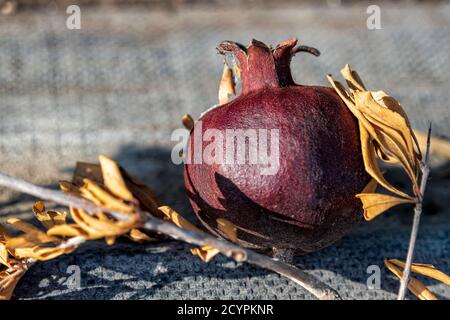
397 124 432 300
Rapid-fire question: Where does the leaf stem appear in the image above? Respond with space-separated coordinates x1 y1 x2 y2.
397 124 432 300
0 171 341 300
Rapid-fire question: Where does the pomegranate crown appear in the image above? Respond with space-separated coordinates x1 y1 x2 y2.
217 38 320 94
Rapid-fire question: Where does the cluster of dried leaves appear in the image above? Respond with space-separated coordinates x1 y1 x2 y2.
0 155 236 300
328 64 449 299
328 65 422 221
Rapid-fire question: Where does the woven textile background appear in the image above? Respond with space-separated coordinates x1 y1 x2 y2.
0 3 449 299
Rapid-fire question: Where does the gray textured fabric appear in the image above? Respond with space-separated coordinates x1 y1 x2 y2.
0 4 449 300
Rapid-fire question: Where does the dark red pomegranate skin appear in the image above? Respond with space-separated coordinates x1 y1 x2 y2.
184 39 369 256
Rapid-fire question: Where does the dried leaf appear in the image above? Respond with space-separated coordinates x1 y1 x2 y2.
190 246 220 263
70 207 139 239
32 202 67 229
388 259 450 285
384 259 438 300
128 229 155 242
359 123 412 199
356 193 415 221
328 65 421 206
105 236 116 246
98 155 134 201
80 179 134 214
182 114 194 131
341 64 366 91
354 91 418 182
0 243 11 269
374 141 399 164
157 206 223 262
158 206 204 234
70 160 163 218
218 63 236 105
14 245 77 261
47 224 88 238
216 218 237 242
371 90 420 157
5 218 60 249
94 211 119 245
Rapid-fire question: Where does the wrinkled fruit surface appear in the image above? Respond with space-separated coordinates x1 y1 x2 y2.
184 39 369 256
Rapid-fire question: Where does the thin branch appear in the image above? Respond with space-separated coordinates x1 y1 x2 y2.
0 171 341 300
397 124 432 300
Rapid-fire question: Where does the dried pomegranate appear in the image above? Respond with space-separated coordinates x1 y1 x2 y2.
184 39 369 258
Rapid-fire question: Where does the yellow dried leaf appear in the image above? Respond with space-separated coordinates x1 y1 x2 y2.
69 208 112 239
32 202 67 229
357 92 413 151
14 245 77 261
217 218 237 242
0 243 11 269
98 155 134 201
370 90 420 156
70 160 163 217
375 127 417 183
371 90 409 120
5 218 60 248
158 206 204 234
158 206 221 261
341 64 366 91
47 224 89 238
328 65 422 209
105 236 116 246
182 114 194 131
70 207 139 239
374 141 399 164
218 63 236 105
80 179 134 214
406 279 437 300
191 246 220 263
93 212 120 245
128 229 155 242
388 259 450 285
384 259 438 300
359 123 412 199
339 64 415 159
354 91 418 181
356 193 415 221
